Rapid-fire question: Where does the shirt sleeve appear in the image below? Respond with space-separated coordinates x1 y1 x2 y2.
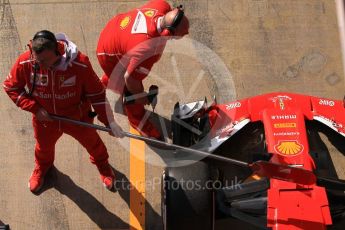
3 57 40 114
82 56 114 126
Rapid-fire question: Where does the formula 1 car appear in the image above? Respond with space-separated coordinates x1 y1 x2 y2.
161 92 345 230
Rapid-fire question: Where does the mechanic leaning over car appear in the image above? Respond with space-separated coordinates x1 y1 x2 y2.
97 0 189 139
3 30 124 193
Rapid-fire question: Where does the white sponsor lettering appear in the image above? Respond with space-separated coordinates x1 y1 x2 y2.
226 102 241 110
271 115 297 120
34 91 76 100
55 91 77 100
319 99 335 107
216 123 235 136
273 132 300 136
317 115 343 129
35 92 51 99
269 95 292 103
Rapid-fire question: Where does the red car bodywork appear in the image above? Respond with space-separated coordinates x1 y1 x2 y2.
207 92 345 229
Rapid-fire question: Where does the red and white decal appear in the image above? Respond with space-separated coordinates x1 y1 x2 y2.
319 99 335 107
226 102 241 110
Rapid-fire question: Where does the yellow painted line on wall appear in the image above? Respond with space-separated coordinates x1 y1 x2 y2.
129 127 146 230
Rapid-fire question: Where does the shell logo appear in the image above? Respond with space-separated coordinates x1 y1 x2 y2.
274 140 304 156
120 16 131 30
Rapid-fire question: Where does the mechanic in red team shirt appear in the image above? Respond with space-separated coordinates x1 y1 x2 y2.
3 30 124 193
97 0 189 139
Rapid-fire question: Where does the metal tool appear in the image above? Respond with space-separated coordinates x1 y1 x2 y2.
123 85 158 113
48 114 331 185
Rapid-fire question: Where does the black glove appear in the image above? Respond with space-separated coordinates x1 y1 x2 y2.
148 85 158 105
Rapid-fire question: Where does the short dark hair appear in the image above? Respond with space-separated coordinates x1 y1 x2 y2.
32 37 57 54
32 30 57 54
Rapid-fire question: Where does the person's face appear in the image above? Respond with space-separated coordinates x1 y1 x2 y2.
33 49 59 69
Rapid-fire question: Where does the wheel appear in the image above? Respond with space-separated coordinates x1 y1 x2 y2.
162 161 214 230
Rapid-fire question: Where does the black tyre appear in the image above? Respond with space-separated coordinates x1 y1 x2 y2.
162 161 214 230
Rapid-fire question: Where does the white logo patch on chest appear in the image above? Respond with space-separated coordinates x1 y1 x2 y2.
131 10 148 34
60 75 76 87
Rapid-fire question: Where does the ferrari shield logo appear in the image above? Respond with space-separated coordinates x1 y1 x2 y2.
274 140 303 156
120 16 131 30
60 75 76 87
144 10 155 17
279 98 285 110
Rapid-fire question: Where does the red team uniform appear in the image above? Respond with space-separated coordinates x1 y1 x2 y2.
3 34 115 191
97 0 172 138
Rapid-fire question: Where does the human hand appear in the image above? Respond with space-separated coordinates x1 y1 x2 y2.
35 107 53 122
